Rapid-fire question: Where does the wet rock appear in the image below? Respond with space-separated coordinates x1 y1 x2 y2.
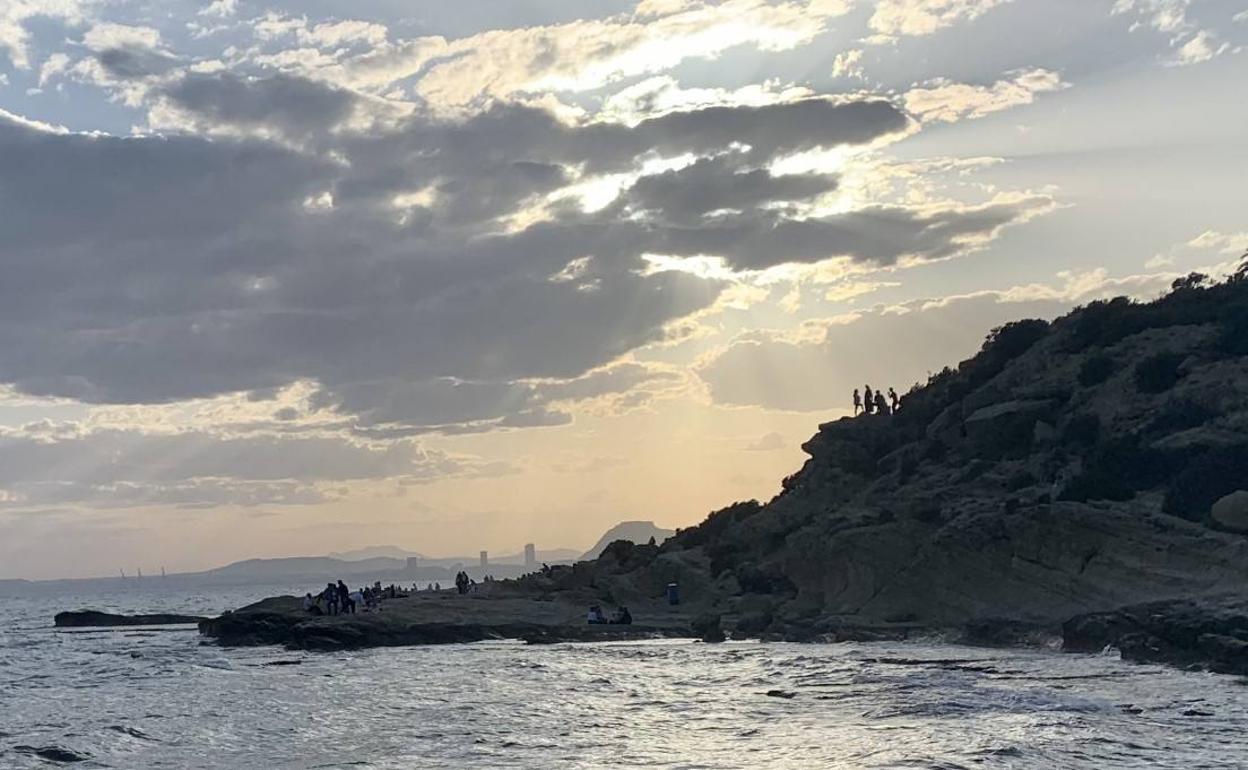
14 745 90 763
692 614 725 643
55 610 206 627
765 690 796 699
1063 599 1248 675
962 617 1052 648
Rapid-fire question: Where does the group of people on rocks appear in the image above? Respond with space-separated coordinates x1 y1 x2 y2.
303 580 399 615
454 571 474 595
586 604 632 625
853 385 900 416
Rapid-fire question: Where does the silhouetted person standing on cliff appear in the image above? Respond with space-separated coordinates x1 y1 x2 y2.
863 385 874 414
853 388 862 415
874 391 889 416
889 387 900 413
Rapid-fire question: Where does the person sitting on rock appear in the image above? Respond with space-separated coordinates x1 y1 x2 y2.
611 606 633 625
874 391 890 416
587 605 607 624
889 387 900 413
863 385 874 414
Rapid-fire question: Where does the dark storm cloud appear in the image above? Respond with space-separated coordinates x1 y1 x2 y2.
96 46 181 79
0 76 1035 431
636 197 1054 270
622 155 839 223
160 72 359 142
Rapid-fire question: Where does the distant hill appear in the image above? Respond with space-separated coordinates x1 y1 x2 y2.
328 546 422 561
580 521 675 560
208 556 406 577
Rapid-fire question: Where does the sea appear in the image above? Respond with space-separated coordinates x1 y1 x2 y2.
2 581 1247 769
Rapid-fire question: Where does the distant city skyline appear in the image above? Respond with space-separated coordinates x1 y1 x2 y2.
1 0 1245 579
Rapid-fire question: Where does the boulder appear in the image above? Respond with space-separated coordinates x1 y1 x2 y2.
1211 490 1248 533
963 400 1055 454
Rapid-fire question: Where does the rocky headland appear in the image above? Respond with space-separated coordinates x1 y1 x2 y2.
202 268 1248 671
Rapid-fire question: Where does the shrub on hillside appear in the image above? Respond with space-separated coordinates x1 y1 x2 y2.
1215 312 1248 357
1134 352 1187 394
966 319 1050 386
1162 445 1248 521
1068 297 1143 350
1060 436 1169 504
1078 354 1116 387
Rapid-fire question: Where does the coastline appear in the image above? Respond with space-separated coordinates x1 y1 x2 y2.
186 590 1248 677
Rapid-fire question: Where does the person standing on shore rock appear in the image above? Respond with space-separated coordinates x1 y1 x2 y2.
336 580 350 613
853 388 862 415
889 387 899 413
863 385 874 414
323 583 339 615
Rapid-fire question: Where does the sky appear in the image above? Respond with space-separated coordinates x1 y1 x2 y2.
0 0 1245 579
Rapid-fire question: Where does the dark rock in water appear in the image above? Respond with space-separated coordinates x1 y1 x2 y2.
264 659 303 666
692 614 725 643
55 610 206 627
765 690 797 699
1063 599 1248 675
962 617 1052 647
14 745 90 763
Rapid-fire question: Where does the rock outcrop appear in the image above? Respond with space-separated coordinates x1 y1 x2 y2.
199 593 696 651
55 610 207 627
1063 599 1248 674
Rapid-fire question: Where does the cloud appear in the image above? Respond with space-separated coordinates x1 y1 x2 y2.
1113 0 1231 66
1187 230 1248 255
1170 29 1229 65
0 427 494 509
289 0 851 108
831 49 864 79
904 68 1066 123
745 431 787 450
0 85 928 418
633 193 1055 270
869 0 1012 39
0 0 90 70
621 155 840 224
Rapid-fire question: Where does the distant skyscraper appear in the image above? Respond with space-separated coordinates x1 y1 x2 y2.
479 550 488 569
524 543 536 569
406 557 419 574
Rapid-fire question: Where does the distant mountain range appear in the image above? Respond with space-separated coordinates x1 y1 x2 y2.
328 545 423 561
0 520 668 588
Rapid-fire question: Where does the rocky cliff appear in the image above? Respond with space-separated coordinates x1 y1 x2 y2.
575 268 1248 653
